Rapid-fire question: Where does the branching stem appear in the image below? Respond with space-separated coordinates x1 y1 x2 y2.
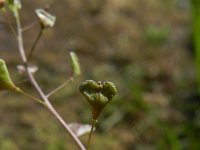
22 21 38 32
13 6 86 150
17 88 46 105
47 77 74 98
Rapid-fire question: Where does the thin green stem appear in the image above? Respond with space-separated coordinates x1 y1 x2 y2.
13 7 27 63
87 119 97 150
22 21 38 32
46 77 74 97
1 13 17 39
27 28 43 61
17 88 46 106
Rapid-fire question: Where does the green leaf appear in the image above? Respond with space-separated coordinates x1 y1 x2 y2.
70 52 81 77
0 59 19 91
79 80 117 119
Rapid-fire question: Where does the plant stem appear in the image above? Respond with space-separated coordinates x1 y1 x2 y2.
17 88 46 105
13 6 86 150
26 70 86 150
14 8 27 63
47 77 74 97
1 13 17 38
27 28 43 61
22 21 38 32
87 119 97 150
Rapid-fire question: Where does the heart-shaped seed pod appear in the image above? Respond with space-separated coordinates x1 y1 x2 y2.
79 80 117 120
0 59 19 91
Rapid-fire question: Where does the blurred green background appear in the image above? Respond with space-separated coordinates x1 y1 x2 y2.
0 0 200 149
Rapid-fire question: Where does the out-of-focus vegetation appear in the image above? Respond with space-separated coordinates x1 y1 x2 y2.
0 0 200 149
192 0 200 93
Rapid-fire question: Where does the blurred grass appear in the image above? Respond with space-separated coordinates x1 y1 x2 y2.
191 0 200 93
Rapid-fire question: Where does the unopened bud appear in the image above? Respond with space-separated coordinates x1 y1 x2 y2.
0 59 19 91
70 52 81 77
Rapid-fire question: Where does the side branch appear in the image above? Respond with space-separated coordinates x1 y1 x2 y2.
26 70 86 150
13 7 86 150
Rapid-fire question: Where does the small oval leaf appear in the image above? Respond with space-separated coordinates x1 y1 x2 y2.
17 65 38 75
69 123 94 137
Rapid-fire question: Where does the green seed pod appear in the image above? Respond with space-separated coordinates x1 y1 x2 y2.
79 80 117 120
0 59 18 91
70 52 81 77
